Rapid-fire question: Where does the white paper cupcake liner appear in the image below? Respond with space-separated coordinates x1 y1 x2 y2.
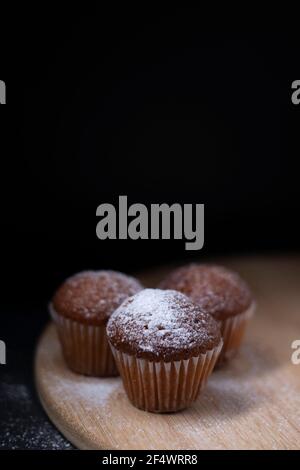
50 305 118 377
217 302 255 365
110 341 223 413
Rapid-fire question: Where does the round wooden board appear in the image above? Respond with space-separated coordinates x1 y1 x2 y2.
35 257 300 450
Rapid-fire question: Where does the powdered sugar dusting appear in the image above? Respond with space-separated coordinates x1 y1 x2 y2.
0 381 72 450
39 326 122 411
159 264 252 320
52 270 143 324
107 289 221 361
50 375 120 410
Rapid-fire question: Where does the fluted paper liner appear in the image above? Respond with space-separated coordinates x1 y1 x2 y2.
217 302 255 366
110 341 223 412
50 305 118 377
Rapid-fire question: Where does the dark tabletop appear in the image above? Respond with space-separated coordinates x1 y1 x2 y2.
0 306 73 450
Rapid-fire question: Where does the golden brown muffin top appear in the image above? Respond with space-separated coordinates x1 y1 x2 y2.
106 288 221 362
159 264 252 321
51 270 143 326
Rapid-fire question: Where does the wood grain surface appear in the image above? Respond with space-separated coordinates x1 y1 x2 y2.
35 256 300 449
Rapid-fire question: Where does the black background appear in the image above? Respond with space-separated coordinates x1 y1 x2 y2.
2 10 300 306
0 7 300 449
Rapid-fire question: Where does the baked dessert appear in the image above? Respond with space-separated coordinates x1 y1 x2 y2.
159 264 255 365
50 270 143 376
106 288 222 412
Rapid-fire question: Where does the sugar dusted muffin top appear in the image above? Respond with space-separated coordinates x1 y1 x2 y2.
159 264 252 321
106 288 221 362
51 270 143 326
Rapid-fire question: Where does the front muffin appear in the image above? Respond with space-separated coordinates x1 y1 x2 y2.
107 289 222 412
159 264 255 365
50 270 143 377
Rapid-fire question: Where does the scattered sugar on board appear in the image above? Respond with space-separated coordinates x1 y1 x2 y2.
44 338 121 410
49 374 121 411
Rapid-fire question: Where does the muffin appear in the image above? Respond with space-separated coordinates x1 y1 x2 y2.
50 270 143 376
159 264 255 365
106 288 222 412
